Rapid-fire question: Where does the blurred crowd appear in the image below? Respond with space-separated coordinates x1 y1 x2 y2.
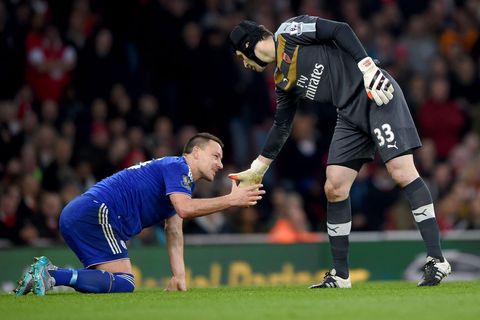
1 0 480 247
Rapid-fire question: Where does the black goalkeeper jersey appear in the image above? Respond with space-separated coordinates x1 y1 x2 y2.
262 15 369 159
274 15 366 108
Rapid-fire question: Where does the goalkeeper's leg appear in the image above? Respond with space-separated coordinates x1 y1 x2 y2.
386 154 450 286
323 165 358 280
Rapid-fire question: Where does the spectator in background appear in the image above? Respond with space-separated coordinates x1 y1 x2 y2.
74 28 124 102
275 107 325 229
42 137 75 192
439 7 478 62
361 166 401 230
0 100 23 168
25 25 76 102
34 124 57 169
23 191 62 244
39 100 59 128
145 116 175 156
417 77 466 160
0 186 22 244
18 174 40 221
65 0 97 51
268 191 320 243
400 15 437 77
466 195 480 230
227 206 262 234
415 139 437 178
122 126 147 168
0 1 25 100
137 94 159 133
405 73 428 113
450 54 480 104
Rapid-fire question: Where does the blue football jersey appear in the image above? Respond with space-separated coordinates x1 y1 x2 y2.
85 156 195 240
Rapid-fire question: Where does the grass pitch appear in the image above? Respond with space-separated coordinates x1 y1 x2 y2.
1 281 479 320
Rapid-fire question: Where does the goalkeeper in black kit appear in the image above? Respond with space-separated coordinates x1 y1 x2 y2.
229 15 451 288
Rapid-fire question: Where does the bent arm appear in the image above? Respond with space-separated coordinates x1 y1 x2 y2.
315 18 367 62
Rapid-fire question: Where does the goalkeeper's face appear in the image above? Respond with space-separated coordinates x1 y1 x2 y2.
236 51 266 72
196 141 224 182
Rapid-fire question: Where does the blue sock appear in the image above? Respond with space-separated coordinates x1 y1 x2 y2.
49 268 74 286
49 269 135 293
111 273 135 292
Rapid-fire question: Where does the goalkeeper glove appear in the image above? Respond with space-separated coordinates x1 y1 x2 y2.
358 57 394 106
228 159 269 187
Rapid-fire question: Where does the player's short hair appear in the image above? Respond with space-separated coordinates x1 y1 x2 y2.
183 132 224 154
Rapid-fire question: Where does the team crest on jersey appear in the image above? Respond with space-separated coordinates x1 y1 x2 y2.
282 52 292 64
289 22 303 36
181 175 193 190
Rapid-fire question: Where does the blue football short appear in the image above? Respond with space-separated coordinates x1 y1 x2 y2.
59 194 129 268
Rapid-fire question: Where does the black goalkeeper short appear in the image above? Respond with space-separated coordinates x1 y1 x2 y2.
327 72 421 169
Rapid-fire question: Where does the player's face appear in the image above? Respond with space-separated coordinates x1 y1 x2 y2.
236 51 266 72
197 141 223 181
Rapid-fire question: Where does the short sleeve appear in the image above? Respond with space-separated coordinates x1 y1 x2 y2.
163 161 194 197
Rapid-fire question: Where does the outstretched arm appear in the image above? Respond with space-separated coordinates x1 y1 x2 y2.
169 181 264 219
261 91 297 160
228 91 296 186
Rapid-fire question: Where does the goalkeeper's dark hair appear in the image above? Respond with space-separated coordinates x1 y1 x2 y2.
183 133 224 154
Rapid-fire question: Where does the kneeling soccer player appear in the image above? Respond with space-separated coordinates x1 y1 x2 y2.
15 133 264 295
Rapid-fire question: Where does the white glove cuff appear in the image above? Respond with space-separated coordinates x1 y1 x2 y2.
251 159 269 175
357 57 375 73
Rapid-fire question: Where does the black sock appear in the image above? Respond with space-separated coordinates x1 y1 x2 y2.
327 198 352 278
403 177 444 261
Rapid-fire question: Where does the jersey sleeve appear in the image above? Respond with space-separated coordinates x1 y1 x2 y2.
163 161 194 197
275 15 367 62
260 89 299 160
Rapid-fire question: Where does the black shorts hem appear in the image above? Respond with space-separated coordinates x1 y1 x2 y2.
327 158 372 172
383 146 419 163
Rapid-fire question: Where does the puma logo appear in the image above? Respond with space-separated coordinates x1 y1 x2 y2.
328 226 339 233
387 141 398 149
413 208 428 216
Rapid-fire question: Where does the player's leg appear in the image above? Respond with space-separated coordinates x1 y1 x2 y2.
45 258 135 294
29 195 135 295
385 154 451 286
373 74 451 286
324 164 357 278
311 116 374 289
312 164 357 288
